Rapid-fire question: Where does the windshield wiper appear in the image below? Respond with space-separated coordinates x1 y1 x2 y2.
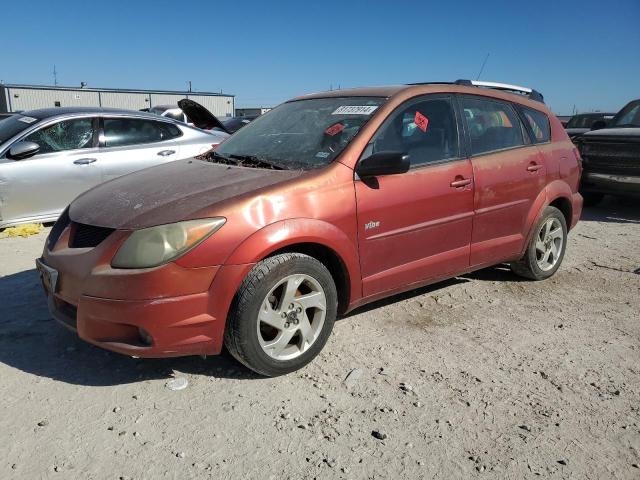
612 123 640 128
228 154 285 170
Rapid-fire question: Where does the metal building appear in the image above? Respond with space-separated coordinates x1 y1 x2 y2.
0 83 235 117
235 107 272 117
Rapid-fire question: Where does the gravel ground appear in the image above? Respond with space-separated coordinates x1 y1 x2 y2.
1 197 639 479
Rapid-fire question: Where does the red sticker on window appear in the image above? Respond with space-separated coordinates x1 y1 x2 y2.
325 123 345 136
414 111 429 132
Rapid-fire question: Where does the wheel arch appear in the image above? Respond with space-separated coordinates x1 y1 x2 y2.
225 219 362 313
520 181 574 257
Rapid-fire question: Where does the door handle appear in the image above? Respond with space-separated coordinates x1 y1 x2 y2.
527 163 542 172
450 178 472 188
73 158 97 165
158 150 176 157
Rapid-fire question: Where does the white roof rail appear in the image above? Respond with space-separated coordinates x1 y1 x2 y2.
470 81 532 94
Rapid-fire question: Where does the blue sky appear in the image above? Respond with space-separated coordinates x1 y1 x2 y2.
2 0 638 114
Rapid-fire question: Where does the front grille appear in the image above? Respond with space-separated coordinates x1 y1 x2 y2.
48 209 70 250
69 223 115 248
582 140 640 175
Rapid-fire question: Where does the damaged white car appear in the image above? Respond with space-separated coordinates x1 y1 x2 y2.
0 107 228 228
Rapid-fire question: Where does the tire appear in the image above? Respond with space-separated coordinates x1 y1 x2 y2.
510 206 568 280
582 192 604 207
224 253 338 376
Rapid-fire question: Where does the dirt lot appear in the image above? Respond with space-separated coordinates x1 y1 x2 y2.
1 198 639 480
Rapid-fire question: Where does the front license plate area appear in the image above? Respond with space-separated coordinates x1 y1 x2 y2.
36 258 58 294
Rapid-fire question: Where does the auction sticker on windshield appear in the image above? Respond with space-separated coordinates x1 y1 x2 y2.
332 106 378 115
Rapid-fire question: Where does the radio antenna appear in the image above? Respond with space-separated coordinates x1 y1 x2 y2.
476 53 490 80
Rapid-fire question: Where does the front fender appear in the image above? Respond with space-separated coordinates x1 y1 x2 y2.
225 218 362 304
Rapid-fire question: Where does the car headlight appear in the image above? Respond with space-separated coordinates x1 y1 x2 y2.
111 218 226 269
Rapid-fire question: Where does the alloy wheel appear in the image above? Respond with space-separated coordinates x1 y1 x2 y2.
256 274 327 361
535 217 564 272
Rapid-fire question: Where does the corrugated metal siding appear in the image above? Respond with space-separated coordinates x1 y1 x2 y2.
8 87 100 111
0 86 234 117
189 95 234 117
149 94 188 108
100 92 150 110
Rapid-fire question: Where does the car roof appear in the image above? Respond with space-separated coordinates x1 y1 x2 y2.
291 83 550 112
572 112 616 117
149 105 182 111
18 107 170 121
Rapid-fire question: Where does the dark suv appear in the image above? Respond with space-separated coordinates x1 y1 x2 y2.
577 99 640 206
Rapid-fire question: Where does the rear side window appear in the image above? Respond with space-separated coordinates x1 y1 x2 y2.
369 96 459 167
103 118 180 147
521 107 551 143
461 97 525 155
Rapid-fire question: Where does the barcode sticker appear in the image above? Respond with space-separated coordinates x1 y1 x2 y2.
332 106 378 115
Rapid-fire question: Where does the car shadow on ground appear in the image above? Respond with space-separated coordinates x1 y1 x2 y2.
0 269 262 387
581 196 640 224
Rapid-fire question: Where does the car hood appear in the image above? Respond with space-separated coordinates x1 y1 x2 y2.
69 159 305 229
178 99 230 133
565 128 589 136
581 127 640 139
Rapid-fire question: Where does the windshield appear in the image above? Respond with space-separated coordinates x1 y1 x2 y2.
0 114 40 144
214 96 386 169
611 101 640 128
567 114 605 129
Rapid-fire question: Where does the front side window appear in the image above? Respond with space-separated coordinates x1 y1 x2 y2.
461 97 525 155
367 96 459 167
215 96 386 169
521 107 551 143
23 118 95 154
103 118 179 147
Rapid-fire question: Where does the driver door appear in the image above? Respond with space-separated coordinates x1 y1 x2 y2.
0 117 101 224
355 95 474 298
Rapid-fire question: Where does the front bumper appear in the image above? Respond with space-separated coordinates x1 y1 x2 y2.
40 224 253 358
581 172 640 196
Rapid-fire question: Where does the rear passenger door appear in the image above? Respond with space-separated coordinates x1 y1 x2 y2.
458 96 546 267
96 117 183 181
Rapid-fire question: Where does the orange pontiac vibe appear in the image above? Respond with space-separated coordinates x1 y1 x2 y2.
38 80 583 376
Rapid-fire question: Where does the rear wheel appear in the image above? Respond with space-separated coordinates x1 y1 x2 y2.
224 253 337 376
511 206 567 280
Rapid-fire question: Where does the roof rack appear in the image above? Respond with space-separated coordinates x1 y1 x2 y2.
454 79 544 103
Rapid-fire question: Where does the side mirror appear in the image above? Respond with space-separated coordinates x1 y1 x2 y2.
8 141 40 160
356 151 410 178
590 120 606 131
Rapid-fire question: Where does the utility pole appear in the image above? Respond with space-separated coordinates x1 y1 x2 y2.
187 81 192 92
53 65 58 86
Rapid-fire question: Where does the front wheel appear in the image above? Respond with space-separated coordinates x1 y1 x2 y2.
511 206 568 280
224 253 337 376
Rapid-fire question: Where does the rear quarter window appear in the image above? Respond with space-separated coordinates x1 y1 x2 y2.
521 107 551 143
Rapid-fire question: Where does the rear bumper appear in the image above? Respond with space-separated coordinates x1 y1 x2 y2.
570 191 583 229
581 172 640 196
